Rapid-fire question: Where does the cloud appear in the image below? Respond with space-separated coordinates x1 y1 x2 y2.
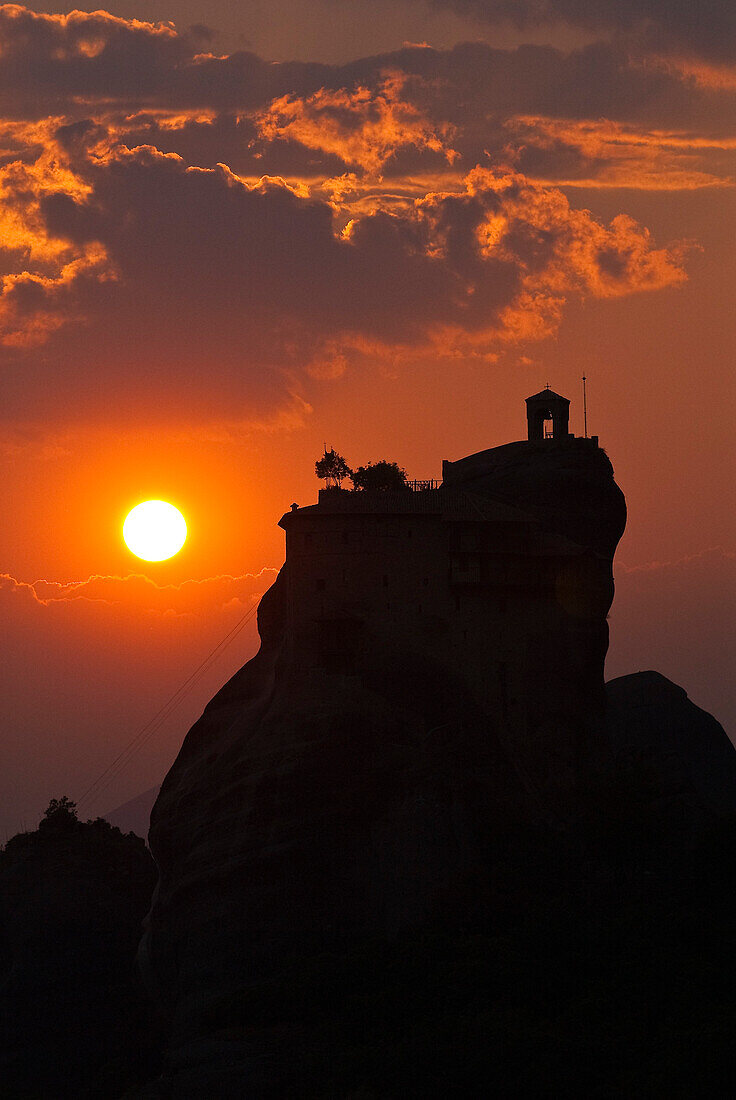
1 9 734 158
0 135 688 422
0 6 339 120
1 568 278 616
0 7 719 434
425 0 736 64
0 5 200 118
502 115 736 190
0 6 730 124
88 43 736 186
0 11 732 219
255 73 458 174
617 545 736 578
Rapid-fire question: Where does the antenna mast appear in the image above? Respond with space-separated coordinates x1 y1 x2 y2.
582 374 588 438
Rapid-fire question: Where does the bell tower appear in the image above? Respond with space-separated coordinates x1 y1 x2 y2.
525 386 571 441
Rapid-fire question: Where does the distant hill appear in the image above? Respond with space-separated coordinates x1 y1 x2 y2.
103 785 159 840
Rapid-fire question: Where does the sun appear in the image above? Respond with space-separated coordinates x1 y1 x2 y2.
123 500 187 562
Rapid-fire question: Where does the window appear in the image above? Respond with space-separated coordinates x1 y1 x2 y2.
316 578 326 591
383 574 389 587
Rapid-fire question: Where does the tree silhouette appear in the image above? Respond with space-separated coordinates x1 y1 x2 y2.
352 460 409 491
0 802 160 1096
39 795 79 829
315 448 352 489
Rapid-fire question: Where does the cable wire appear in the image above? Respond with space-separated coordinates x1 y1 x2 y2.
77 601 259 814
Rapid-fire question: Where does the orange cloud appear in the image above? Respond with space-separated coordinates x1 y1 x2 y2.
0 130 689 420
665 57 736 91
0 128 93 260
505 115 736 190
408 166 688 347
255 73 458 175
0 124 112 346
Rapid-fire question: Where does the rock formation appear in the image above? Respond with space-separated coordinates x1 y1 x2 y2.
606 671 736 816
143 436 634 1091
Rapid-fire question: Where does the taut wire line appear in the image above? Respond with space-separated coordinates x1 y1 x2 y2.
76 600 260 815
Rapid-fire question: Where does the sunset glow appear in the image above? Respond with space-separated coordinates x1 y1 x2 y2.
1 3 735 1091
0 0 732 855
123 501 187 562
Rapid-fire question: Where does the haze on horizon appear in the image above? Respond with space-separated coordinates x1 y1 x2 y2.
0 0 734 837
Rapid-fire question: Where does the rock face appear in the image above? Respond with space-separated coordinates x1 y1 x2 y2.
442 437 625 558
606 671 736 816
144 438 630 1092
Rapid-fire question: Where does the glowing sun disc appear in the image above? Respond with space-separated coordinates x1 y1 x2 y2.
123 500 187 561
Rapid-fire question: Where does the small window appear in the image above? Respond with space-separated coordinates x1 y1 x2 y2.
342 569 346 582
316 578 326 591
383 574 389 587
407 529 413 538
423 577 429 587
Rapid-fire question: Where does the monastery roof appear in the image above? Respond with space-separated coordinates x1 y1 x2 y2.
526 388 569 403
280 487 535 525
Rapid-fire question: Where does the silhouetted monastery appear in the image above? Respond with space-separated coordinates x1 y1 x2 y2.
278 388 615 791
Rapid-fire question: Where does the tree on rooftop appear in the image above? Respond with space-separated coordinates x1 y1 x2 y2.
315 448 352 489
352 460 409 491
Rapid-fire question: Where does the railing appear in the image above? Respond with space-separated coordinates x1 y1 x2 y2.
406 479 441 491
317 479 442 498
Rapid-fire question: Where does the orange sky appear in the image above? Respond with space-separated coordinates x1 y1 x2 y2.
0 1 734 836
